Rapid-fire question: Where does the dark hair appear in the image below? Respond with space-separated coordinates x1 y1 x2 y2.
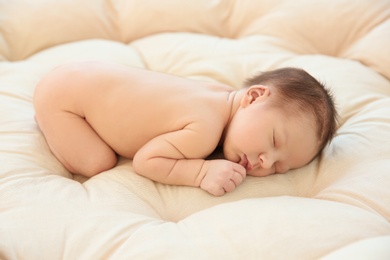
244 67 338 151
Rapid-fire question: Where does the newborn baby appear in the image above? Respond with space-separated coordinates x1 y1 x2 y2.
34 61 337 196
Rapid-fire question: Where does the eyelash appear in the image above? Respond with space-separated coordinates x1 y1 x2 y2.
273 129 276 147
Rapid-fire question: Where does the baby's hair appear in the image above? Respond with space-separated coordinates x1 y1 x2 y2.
244 67 338 151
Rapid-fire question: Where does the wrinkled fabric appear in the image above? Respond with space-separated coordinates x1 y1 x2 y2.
1 0 390 259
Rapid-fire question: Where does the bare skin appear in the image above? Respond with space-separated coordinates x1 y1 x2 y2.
34 61 319 196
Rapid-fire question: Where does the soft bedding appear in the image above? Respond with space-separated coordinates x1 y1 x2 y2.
1 0 390 259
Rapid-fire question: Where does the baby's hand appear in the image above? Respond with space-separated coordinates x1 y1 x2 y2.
200 160 246 196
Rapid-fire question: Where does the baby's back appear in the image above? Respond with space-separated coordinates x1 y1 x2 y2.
34 61 232 158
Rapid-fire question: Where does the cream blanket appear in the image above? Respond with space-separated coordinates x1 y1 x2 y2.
1 0 390 259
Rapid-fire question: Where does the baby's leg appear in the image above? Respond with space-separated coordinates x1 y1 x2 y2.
35 111 117 177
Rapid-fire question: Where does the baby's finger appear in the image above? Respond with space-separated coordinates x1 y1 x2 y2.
207 185 226 196
232 163 246 178
230 171 245 186
212 188 226 196
223 179 236 193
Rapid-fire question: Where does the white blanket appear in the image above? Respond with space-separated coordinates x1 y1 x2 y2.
1 0 390 259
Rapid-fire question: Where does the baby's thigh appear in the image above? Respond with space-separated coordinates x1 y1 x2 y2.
34 107 117 177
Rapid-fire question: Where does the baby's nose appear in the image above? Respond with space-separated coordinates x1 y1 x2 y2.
258 153 275 169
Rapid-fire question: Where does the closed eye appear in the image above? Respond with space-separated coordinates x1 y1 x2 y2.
273 129 276 147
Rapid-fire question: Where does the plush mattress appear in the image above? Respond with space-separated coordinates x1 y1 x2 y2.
1 0 390 259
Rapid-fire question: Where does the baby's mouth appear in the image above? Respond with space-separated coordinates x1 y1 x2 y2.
240 154 253 172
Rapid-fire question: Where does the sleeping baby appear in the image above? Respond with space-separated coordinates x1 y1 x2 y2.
34 61 337 196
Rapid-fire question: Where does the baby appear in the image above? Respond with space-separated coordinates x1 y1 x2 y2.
34 61 337 196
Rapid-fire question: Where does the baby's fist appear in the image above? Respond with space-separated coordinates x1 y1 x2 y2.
200 160 246 196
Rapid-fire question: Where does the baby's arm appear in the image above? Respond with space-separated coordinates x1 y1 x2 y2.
133 127 246 196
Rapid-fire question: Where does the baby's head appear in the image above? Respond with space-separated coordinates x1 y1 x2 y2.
244 67 338 151
223 67 338 176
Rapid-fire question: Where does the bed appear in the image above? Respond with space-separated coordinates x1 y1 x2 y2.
1 0 390 259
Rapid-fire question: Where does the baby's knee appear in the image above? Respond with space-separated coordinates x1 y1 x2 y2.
78 151 118 177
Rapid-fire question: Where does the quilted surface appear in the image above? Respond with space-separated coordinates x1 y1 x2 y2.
1 0 390 259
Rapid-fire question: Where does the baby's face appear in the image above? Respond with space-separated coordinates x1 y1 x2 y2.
223 99 319 177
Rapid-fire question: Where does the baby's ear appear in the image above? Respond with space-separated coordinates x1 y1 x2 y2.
241 85 271 107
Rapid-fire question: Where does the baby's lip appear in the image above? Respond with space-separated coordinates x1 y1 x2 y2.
240 154 253 172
